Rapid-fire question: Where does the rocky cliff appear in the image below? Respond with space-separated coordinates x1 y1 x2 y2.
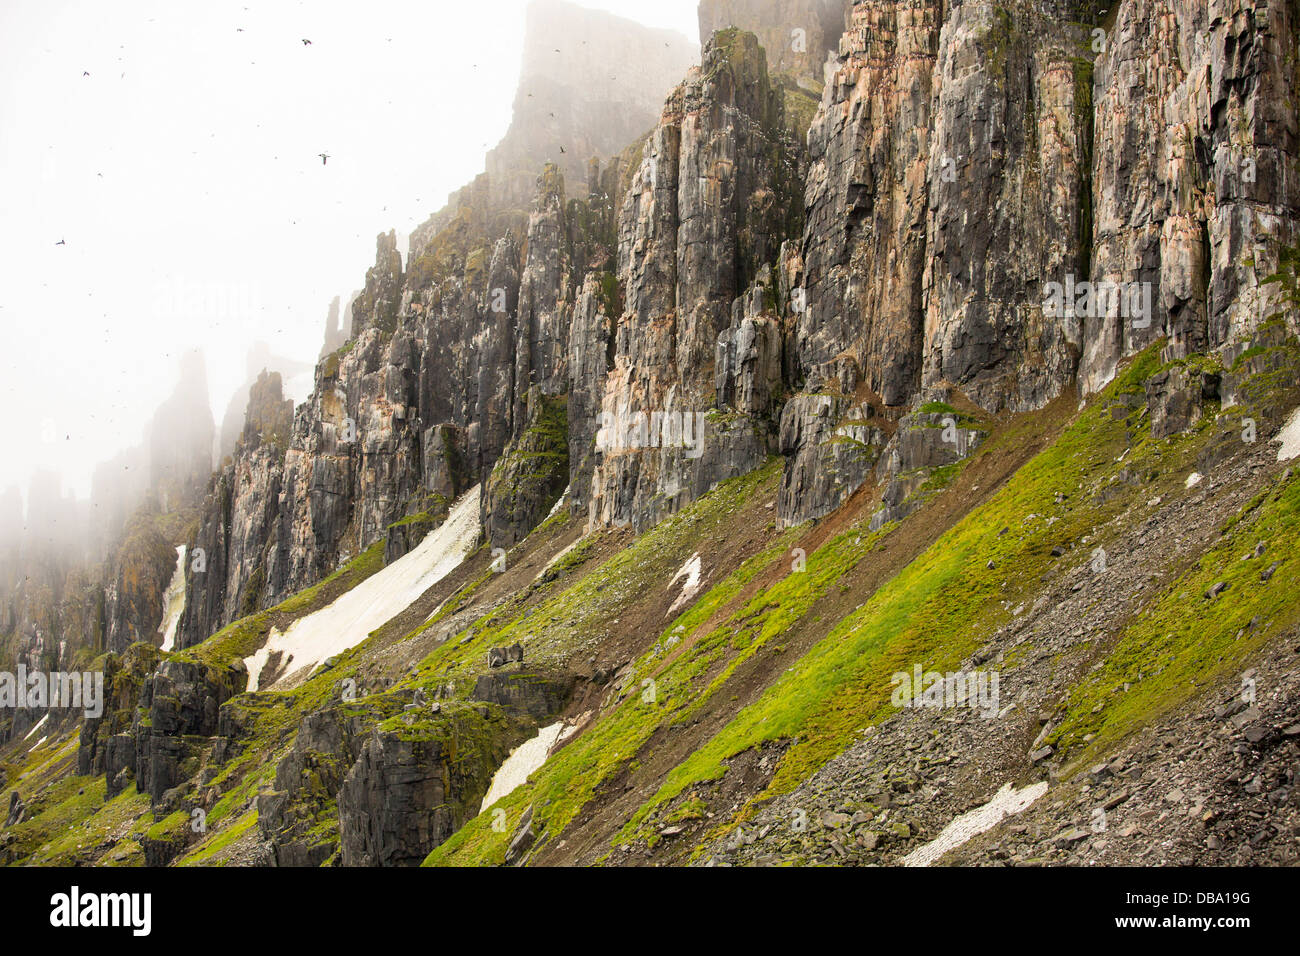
3 0 1299 871
156 0 1300 677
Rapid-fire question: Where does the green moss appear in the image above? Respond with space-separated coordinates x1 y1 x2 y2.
614 345 1174 851
919 401 958 416
426 462 791 865
145 808 190 841
596 271 621 319
177 809 258 866
178 540 385 670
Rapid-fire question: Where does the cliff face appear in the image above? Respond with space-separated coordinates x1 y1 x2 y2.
1081 0 1300 393
780 0 1300 521
171 0 1300 649
587 29 806 529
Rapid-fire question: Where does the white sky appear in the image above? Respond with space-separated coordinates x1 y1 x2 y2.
0 0 699 503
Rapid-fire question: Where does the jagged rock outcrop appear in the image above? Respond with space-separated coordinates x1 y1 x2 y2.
337 705 516 866
178 373 296 649
257 705 375 867
103 657 245 800
319 296 349 359
482 389 570 548
1081 0 1300 394
103 514 176 654
350 232 404 338
471 669 575 722
218 347 312 461
77 642 162 777
588 29 807 530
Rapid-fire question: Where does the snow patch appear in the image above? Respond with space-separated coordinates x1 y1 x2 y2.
1185 472 1203 489
23 713 49 741
1275 407 1300 462
158 545 187 653
666 553 702 616
480 721 565 812
244 485 481 691
545 485 570 520
902 782 1048 867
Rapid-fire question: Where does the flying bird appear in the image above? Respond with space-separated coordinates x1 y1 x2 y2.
301 38 312 45
559 146 566 153
55 239 65 245
82 71 90 76
319 152 330 165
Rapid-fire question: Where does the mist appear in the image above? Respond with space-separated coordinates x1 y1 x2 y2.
0 0 699 519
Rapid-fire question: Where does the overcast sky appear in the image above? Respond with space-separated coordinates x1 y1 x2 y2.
0 0 699 505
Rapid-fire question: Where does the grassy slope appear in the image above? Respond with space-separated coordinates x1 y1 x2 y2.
6 329 1298 868
433 337 1300 864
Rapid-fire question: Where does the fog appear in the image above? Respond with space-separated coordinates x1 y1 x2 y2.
0 0 699 516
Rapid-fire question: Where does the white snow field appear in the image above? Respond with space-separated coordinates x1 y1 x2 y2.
1275 407 1300 461
902 782 1049 867
244 485 481 691
22 713 49 741
158 545 187 652
480 721 566 812
666 553 702 616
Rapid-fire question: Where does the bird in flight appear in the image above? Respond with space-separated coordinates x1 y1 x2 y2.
82 71 90 76
302 38 312 45
55 239 66 246
319 153 330 165
559 146 566 153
